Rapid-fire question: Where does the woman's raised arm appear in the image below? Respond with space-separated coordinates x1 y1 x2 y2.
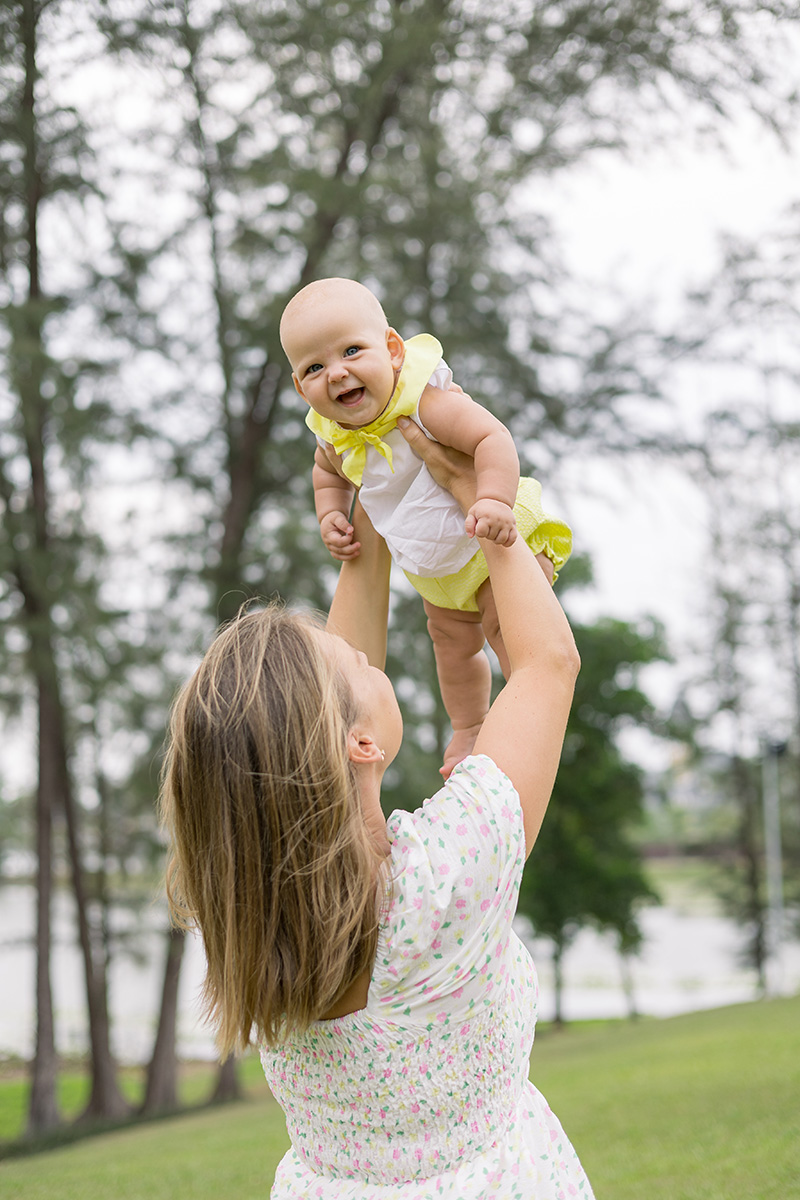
326 499 392 668
474 537 579 854
397 418 579 856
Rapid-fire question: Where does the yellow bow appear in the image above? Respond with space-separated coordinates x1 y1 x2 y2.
304 334 444 486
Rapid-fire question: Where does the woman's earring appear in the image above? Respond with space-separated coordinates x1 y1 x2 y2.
380 749 386 761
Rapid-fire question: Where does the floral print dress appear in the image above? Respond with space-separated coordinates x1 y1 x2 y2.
261 755 595 1199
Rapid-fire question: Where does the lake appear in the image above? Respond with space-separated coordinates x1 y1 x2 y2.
1 884 798 1063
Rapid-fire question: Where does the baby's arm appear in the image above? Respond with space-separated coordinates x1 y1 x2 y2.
312 445 360 560
418 386 520 545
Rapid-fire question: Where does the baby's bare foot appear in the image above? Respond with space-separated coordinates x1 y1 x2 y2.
440 724 483 781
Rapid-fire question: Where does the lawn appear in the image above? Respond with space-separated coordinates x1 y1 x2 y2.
1 996 797 1199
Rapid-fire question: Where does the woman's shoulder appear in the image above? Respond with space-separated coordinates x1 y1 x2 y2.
391 754 520 832
383 754 523 916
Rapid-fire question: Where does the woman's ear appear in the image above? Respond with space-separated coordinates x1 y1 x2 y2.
386 327 405 369
347 731 384 765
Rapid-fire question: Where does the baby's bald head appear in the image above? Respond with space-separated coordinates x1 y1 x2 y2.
280 278 389 367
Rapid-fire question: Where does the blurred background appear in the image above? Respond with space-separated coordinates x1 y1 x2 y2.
1 0 798 1136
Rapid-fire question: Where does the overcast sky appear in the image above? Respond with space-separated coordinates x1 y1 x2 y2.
539 115 798 639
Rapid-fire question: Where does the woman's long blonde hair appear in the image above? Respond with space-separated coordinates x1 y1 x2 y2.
160 603 387 1053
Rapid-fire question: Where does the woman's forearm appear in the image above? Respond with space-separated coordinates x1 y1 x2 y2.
482 537 578 675
326 500 391 668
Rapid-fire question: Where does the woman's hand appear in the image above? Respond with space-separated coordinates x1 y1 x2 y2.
327 500 391 668
396 417 477 515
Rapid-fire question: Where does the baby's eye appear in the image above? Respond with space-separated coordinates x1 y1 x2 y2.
305 363 323 375
343 345 360 357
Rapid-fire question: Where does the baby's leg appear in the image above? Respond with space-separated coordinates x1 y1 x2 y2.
423 599 489 780
475 580 510 680
476 552 554 680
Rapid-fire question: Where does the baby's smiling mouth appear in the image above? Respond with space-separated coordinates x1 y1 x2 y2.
337 387 364 407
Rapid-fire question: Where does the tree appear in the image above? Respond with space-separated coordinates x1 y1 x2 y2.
0 0 164 1130
672 214 800 979
0 0 790 1117
92 0 795 1067
520 604 665 1023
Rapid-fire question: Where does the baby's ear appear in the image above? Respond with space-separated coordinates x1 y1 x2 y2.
292 372 308 400
386 327 405 368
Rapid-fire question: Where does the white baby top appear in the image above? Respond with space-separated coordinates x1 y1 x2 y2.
313 353 479 578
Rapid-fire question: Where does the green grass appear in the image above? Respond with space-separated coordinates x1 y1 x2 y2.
0 1053 269 1145
533 996 799 1198
1 997 797 1199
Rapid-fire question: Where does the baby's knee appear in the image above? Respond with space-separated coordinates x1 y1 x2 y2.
424 603 484 652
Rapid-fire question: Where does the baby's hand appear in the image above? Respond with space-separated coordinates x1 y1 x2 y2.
320 511 361 560
465 499 517 545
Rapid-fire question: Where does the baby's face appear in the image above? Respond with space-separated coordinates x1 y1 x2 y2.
284 306 404 429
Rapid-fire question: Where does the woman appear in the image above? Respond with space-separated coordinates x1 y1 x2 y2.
161 421 593 1199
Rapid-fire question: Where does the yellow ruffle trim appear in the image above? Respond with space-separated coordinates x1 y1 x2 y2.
403 476 572 612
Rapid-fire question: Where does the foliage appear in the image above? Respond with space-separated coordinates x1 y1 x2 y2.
0 0 798 1126
667 214 800 973
520 611 667 1013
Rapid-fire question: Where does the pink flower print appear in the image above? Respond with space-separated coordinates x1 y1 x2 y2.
468 846 479 860
411 1102 420 1113
436 1012 447 1024
413 896 423 909
479 822 490 837
481 899 491 912
455 898 466 909
438 863 450 876
393 1148 402 1160
452 986 463 998
456 823 467 836
464 876 473 887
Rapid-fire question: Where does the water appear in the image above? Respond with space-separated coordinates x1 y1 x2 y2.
2 885 798 1063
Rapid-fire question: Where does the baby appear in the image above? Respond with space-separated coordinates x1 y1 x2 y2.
280 277 572 778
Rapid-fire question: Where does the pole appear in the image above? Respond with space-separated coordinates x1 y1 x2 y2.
761 739 785 997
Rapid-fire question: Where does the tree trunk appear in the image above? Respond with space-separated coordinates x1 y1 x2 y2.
619 949 639 1021
26 682 60 1135
551 940 565 1028
733 754 768 996
59 769 131 1122
210 1055 242 1104
19 0 59 1137
141 926 186 1114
